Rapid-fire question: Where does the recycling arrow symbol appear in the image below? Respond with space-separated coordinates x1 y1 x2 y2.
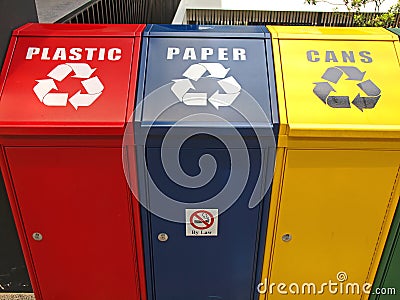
33 63 104 110
170 63 241 109
313 66 381 111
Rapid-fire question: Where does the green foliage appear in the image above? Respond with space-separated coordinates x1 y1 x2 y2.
305 0 400 26
306 0 383 12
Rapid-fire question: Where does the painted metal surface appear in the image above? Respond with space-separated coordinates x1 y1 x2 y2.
267 26 400 139
5 147 142 300
261 26 400 300
370 27 400 300
388 28 400 36
135 24 278 300
0 23 146 300
0 23 143 134
0 175 30 292
370 202 400 299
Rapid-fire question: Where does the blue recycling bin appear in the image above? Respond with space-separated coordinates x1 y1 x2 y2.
133 25 278 300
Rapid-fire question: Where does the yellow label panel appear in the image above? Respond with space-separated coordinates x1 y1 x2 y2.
268 26 397 41
274 35 400 138
265 150 400 300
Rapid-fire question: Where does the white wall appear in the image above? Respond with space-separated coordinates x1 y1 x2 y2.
178 0 397 13
221 0 398 12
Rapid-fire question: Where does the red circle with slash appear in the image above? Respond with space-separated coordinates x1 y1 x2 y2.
190 210 215 230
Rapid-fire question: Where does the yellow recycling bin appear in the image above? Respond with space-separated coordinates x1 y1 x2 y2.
259 26 400 300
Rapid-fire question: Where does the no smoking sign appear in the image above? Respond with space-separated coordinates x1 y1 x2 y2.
186 209 218 236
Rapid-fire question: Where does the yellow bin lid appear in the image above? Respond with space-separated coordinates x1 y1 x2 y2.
268 26 400 139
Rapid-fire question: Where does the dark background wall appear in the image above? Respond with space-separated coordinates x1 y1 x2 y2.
0 176 31 292
0 0 38 68
57 0 181 24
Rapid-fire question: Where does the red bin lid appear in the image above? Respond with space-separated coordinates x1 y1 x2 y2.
0 23 145 136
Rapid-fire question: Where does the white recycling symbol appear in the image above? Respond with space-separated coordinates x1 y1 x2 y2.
33 63 104 110
171 63 241 109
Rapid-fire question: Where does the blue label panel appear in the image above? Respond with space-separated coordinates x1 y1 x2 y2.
141 37 273 127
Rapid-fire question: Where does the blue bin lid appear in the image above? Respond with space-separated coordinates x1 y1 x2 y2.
134 25 278 145
143 24 271 38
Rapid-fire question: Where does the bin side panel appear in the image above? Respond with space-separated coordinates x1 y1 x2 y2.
0 147 40 296
5 147 141 300
375 225 400 298
371 203 400 300
268 150 399 300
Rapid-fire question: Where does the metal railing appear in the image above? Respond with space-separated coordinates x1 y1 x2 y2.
186 9 400 27
57 0 180 24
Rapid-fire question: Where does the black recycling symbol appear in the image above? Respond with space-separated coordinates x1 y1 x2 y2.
313 66 381 111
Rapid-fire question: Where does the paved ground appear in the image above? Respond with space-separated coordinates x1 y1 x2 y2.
35 0 90 23
0 294 34 300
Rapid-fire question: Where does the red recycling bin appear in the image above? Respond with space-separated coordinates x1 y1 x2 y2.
0 24 146 300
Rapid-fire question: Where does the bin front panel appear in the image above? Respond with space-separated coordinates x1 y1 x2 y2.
268 150 400 300
148 148 264 300
5 147 141 300
268 26 400 138
371 203 400 300
0 34 134 128
136 25 277 300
